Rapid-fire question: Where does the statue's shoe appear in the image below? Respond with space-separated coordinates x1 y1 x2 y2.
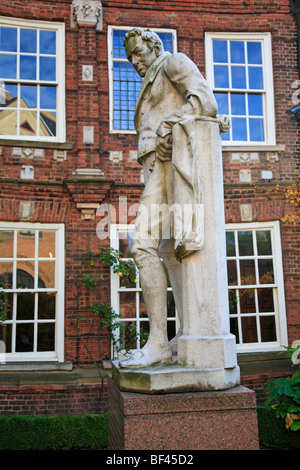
119 346 172 368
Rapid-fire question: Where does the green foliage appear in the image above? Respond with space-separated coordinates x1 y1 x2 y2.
264 343 300 431
0 413 107 450
72 248 140 363
0 283 10 325
257 406 300 449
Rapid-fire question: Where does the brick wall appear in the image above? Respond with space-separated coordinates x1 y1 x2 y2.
0 0 299 414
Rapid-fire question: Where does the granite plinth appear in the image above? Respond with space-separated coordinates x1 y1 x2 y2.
112 358 240 394
107 377 260 450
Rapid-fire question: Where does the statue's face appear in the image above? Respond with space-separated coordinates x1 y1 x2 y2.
125 35 158 77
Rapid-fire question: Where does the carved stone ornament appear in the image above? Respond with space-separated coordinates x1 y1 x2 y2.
72 0 102 26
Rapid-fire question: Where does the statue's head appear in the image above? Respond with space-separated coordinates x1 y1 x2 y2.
124 28 164 77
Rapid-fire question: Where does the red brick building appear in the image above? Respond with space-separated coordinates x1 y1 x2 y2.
0 0 299 415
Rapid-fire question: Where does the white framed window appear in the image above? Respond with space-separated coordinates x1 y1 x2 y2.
226 221 287 353
110 224 178 358
110 222 287 357
205 32 275 147
0 222 65 362
0 17 65 142
108 26 177 133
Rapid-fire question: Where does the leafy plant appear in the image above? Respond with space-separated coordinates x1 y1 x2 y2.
0 283 10 325
264 343 300 431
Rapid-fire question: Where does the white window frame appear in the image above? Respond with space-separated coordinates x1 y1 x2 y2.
205 32 276 148
110 221 287 357
0 16 65 143
107 25 177 134
0 222 65 362
226 221 288 353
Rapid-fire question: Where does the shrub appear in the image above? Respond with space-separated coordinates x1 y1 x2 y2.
0 413 107 450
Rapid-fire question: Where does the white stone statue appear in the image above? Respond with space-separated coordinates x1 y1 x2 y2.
119 28 217 369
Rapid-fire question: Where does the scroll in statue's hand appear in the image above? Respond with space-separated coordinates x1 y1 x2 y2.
156 134 172 161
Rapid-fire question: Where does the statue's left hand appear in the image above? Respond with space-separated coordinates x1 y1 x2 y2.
156 134 172 161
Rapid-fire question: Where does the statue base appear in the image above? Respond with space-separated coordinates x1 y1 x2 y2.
107 377 259 450
111 358 240 394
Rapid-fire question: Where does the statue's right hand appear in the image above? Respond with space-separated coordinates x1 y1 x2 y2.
156 134 172 161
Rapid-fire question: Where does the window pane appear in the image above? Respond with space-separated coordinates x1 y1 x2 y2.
40 30 56 55
20 111 37 135
0 324 12 353
249 118 264 141
140 320 150 346
260 316 276 342
0 54 17 79
213 40 228 63
231 93 246 115
38 292 56 319
20 55 36 80
0 109 18 135
0 262 13 289
247 42 262 65
214 92 229 114
214 65 229 88
232 117 247 140
2 83 18 104
248 67 263 89
38 261 55 288
0 231 14 258
248 94 263 116
0 27 17 52
167 320 176 341
20 29 37 53
230 317 239 343
256 230 272 255
20 85 37 108
40 111 56 137
0 292 12 321
113 29 127 59
38 231 56 258
239 289 256 313
16 323 33 352
240 260 256 285
230 41 245 63
37 323 55 351
119 321 137 351
226 232 235 256
16 263 35 289
139 294 147 318
231 66 246 89
17 292 34 320
258 288 274 312
17 230 35 258
167 291 175 317
227 260 237 285
158 32 173 53
119 291 136 318
238 231 254 256
229 290 238 314
40 86 56 109
242 316 258 343
258 259 274 284
39 56 56 81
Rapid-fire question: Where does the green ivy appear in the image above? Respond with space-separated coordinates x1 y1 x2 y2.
264 343 300 431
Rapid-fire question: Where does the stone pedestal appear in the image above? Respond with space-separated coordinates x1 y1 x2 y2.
107 378 260 450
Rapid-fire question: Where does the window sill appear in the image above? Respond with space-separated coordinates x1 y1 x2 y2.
237 350 293 377
0 139 73 150
0 364 108 385
222 144 285 153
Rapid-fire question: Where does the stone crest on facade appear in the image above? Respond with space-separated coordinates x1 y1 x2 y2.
72 0 102 26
